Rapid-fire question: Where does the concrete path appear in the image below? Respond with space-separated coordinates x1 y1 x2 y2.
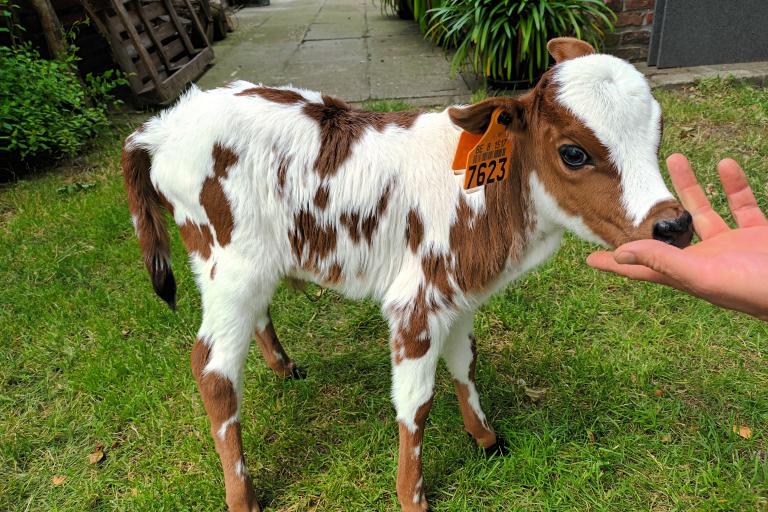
197 0 472 106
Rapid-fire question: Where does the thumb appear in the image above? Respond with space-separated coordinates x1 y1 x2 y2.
613 239 694 282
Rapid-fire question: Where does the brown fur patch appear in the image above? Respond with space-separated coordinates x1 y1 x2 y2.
274 147 291 198
288 209 337 272
302 95 421 178
210 263 217 280
405 209 424 252
339 182 393 245
397 397 433 511
391 291 431 365
449 187 528 293
235 86 305 104
313 185 330 210
179 221 215 260
200 144 238 247
326 261 343 283
421 251 454 307
339 211 361 243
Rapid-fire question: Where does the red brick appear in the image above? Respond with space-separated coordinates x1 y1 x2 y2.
609 45 649 62
617 11 646 26
624 0 654 10
604 33 622 47
620 29 651 45
605 0 623 12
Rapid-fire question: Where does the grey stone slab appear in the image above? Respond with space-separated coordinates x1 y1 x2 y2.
292 38 368 64
304 23 365 41
196 0 473 104
654 0 768 69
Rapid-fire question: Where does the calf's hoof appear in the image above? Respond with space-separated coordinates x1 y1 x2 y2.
288 365 307 380
483 435 508 457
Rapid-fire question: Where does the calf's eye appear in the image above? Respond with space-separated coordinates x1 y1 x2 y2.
558 144 591 170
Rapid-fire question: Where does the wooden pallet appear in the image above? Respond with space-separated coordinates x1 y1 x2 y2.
83 0 214 104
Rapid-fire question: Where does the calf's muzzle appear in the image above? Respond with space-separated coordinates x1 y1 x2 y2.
652 210 693 248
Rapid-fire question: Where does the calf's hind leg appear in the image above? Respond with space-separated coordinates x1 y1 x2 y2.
254 312 305 379
192 261 279 512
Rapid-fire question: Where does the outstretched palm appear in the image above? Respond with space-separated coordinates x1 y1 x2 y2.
588 154 768 322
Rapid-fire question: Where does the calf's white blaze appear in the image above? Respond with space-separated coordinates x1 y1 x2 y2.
553 54 673 226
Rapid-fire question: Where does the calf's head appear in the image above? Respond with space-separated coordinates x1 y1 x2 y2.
449 37 693 249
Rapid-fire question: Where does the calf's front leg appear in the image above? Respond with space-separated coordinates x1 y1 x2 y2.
442 312 502 453
387 299 444 511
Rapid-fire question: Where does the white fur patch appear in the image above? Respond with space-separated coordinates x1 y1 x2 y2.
217 414 239 440
553 54 673 225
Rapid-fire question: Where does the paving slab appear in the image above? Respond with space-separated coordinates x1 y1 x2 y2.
196 0 472 106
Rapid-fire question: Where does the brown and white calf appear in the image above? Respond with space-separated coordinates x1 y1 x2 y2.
122 38 692 511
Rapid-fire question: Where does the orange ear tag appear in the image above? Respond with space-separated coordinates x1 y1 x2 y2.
451 108 512 193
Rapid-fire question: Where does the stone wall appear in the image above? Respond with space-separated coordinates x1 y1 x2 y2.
605 0 655 62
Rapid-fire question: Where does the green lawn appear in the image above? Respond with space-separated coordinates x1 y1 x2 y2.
2 78 767 511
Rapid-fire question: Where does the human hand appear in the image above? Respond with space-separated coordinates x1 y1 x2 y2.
587 154 768 322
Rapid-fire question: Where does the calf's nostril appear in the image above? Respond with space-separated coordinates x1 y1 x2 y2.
652 210 694 248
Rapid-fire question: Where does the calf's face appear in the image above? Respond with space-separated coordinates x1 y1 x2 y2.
449 38 693 249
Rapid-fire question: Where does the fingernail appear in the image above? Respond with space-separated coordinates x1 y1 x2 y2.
615 251 636 264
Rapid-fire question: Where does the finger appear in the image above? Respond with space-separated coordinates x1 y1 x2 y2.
611 238 705 290
717 158 768 228
666 153 730 239
586 251 670 285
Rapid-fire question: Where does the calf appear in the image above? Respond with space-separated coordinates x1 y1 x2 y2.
122 38 692 511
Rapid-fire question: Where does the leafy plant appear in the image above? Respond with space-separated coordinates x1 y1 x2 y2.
428 0 616 83
0 9 127 169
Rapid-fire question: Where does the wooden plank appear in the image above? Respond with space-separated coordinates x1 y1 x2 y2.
161 0 195 54
111 0 163 90
139 45 212 102
156 45 212 101
132 0 172 72
163 37 185 61
181 0 209 47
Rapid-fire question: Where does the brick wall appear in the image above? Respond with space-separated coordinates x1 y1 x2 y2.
605 0 655 62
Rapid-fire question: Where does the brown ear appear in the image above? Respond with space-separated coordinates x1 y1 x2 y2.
448 98 526 135
547 37 595 64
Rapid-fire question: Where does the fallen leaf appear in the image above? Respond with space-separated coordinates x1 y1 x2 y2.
630 373 637 384
587 431 596 444
121 329 131 337
733 425 752 439
653 388 664 398
131 488 138 496
524 387 548 402
661 433 672 443
52 475 66 486
88 449 105 464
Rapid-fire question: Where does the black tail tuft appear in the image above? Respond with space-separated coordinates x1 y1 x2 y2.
151 257 177 311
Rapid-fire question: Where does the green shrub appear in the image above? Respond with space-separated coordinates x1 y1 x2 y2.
427 0 616 84
0 10 126 171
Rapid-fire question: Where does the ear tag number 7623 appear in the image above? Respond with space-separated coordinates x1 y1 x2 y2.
451 108 512 193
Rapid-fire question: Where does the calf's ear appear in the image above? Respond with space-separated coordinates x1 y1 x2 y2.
448 98 527 135
547 37 595 63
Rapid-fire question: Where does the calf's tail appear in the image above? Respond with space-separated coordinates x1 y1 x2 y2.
121 135 177 310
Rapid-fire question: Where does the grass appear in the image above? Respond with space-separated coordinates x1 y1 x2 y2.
1 78 768 511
